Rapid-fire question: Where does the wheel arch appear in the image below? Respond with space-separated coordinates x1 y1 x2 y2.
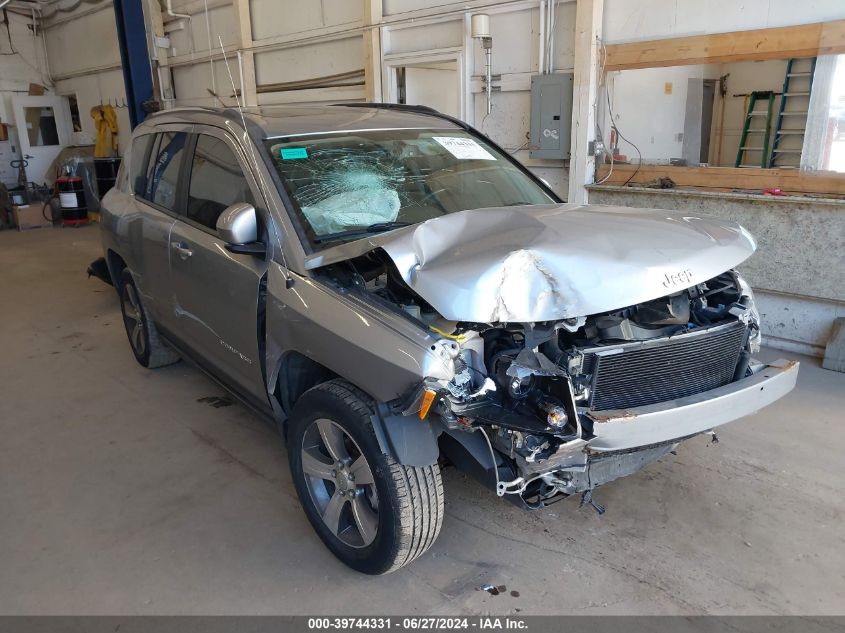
106 249 128 290
271 351 339 430
272 360 442 468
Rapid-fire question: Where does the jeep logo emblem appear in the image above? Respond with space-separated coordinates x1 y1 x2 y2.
662 269 694 288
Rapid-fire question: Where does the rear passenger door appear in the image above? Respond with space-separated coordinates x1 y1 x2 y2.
126 127 191 326
168 129 270 410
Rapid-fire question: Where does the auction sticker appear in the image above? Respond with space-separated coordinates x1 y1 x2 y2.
433 137 495 160
281 147 309 159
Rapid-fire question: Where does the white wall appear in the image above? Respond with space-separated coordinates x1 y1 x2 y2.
602 0 845 43
158 0 576 198
250 0 361 40
42 0 131 155
255 37 364 101
404 65 459 117
30 0 842 193
0 11 49 124
0 10 51 184
605 65 721 162
381 0 576 197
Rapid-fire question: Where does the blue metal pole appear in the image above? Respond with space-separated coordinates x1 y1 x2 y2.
112 0 153 129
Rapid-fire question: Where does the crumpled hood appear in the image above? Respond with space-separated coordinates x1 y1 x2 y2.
310 203 757 323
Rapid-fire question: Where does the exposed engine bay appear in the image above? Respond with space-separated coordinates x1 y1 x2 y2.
317 248 763 508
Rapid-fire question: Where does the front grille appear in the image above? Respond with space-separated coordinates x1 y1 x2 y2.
586 321 747 411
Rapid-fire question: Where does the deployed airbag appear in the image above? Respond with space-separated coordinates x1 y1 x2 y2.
302 187 400 235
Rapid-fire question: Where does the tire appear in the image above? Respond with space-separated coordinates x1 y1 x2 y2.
289 379 444 574
118 269 181 369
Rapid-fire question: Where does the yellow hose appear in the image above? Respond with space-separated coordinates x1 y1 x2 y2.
429 326 467 343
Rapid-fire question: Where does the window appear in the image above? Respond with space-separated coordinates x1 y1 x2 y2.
594 20 845 196
23 107 60 146
266 129 554 247
67 95 82 133
142 132 188 211
187 135 254 230
602 58 822 169
130 134 154 196
802 53 845 173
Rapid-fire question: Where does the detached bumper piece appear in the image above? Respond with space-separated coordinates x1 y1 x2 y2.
585 359 799 452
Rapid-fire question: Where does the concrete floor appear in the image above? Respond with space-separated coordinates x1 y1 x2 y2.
1 225 843 616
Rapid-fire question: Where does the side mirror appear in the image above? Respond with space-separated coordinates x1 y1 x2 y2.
217 202 257 244
216 202 265 255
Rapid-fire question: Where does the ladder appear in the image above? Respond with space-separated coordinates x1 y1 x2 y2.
768 57 816 168
735 91 775 168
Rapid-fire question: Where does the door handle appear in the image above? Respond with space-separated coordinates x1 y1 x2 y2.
170 241 193 259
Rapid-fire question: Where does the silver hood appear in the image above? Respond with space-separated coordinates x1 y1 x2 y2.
307 203 757 323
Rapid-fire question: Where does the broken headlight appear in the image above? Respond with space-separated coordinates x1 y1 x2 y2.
735 273 762 353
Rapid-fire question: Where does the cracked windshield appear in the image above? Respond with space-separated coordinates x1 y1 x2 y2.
266 129 554 246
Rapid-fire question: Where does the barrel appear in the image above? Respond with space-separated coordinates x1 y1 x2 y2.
94 157 122 199
57 176 88 226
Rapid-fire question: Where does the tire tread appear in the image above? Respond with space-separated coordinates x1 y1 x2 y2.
297 379 443 574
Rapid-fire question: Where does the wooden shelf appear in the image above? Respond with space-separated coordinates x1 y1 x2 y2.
594 164 845 197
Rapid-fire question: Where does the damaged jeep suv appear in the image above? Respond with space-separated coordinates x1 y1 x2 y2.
99 103 799 574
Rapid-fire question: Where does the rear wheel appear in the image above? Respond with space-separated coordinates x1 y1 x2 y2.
289 379 443 574
118 269 180 369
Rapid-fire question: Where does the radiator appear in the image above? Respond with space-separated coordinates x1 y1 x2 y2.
584 321 747 412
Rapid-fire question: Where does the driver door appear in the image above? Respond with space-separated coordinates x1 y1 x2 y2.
168 129 270 410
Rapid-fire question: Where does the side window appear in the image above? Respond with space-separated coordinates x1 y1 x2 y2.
142 131 189 212
130 133 154 196
187 134 255 231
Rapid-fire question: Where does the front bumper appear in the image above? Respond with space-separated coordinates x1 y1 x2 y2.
584 358 799 452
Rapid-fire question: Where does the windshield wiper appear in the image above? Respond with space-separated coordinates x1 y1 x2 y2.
313 221 412 244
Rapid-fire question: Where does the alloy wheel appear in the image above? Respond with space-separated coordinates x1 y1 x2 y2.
122 284 146 357
300 418 379 548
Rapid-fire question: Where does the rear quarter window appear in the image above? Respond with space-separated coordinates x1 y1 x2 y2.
136 131 189 213
129 133 154 196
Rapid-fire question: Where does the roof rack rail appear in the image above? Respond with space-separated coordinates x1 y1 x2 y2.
333 102 473 133
335 102 440 114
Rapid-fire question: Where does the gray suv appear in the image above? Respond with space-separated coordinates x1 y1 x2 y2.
99 104 798 574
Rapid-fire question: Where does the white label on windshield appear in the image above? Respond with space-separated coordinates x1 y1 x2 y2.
433 136 496 160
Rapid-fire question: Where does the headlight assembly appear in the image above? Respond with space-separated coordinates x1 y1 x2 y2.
735 272 762 353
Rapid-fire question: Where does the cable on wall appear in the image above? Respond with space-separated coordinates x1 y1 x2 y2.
605 79 642 186
595 37 642 186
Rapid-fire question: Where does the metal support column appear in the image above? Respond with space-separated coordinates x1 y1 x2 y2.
113 0 154 129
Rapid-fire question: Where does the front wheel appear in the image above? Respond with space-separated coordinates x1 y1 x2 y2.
289 380 444 574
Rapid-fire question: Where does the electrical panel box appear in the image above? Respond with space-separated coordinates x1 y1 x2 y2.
529 73 574 160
